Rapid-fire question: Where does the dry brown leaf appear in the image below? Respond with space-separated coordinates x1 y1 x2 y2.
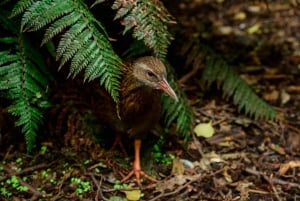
268 143 286 155
155 175 197 193
223 165 233 183
171 157 185 176
219 123 232 132
280 89 290 105
199 151 225 171
235 181 253 201
263 89 279 102
278 160 300 175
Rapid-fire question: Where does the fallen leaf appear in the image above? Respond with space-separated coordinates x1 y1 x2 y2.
171 157 185 176
109 196 127 201
155 175 188 192
278 160 300 175
268 143 286 155
194 121 214 138
155 174 200 193
263 89 279 102
122 190 142 201
247 23 261 34
199 151 225 171
223 166 232 183
280 89 290 105
218 26 233 35
235 181 253 201
234 12 247 20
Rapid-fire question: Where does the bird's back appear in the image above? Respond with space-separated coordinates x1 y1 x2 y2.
93 59 162 138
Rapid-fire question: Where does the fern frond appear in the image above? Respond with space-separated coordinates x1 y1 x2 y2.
203 59 277 120
10 0 35 17
162 64 193 140
12 0 122 102
0 35 50 152
182 39 277 120
112 0 175 60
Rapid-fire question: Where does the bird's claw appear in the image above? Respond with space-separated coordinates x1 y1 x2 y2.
121 169 157 186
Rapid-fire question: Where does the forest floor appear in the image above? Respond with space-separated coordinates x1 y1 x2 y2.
1 1 300 201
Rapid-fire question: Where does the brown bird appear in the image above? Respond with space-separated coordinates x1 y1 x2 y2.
95 56 178 185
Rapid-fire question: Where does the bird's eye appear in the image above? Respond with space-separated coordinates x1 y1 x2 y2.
147 71 156 78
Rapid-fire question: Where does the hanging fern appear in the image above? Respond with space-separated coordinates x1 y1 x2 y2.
0 35 50 152
11 0 122 102
162 64 193 140
112 0 176 60
182 38 277 120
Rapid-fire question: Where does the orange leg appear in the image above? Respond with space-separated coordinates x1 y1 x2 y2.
121 139 157 186
110 134 128 156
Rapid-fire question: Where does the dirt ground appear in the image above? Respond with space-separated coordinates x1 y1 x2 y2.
1 1 300 200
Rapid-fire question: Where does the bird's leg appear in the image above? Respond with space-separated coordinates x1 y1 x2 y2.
121 139 157 186
110 134 128 156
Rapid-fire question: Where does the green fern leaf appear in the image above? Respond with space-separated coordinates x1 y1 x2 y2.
202 50 278 120
113 0 175 60
162 64 193 140
180 38 277 121
13 0 122 102
0 35 50 152
41 12 81 45
10 0 35 17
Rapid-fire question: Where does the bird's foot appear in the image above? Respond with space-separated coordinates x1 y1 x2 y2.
110 135 128 156
121 168 157 186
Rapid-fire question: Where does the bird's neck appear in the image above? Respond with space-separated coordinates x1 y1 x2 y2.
121 71 154 97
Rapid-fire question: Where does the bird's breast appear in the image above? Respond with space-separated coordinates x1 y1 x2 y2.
119 87 162 137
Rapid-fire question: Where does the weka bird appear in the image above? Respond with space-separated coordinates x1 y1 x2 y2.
95 56 178 185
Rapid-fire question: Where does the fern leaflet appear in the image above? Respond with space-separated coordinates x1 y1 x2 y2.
162 64 193 140
182 39 277 120
12 0 122 102
112 0 175 60
0 35 50 152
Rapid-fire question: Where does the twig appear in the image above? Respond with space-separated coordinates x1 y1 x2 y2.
1 164 47 198
88 173 109 201
192 134 204 157
262 174 282 201
0 163 50 182
245 167 300 189
178 63 202 85
148 178 196 201
3 145 13 161
149 170 224 201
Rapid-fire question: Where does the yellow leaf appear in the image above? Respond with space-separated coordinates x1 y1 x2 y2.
122 189 142 201
234 12 246 20
246 23 261 34
193 121 214 138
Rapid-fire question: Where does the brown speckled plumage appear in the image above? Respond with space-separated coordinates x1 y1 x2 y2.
95 56 177 185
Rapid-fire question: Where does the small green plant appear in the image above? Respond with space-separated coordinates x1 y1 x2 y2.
113 180 128 189
41 169 50 178
6 175 28 192
40 145 48 155
70 177 91 195
15 158 23 165
153 136 175 166
83 159 91 165
0 185 12 198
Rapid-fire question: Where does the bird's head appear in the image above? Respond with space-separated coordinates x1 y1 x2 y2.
132 56 178 101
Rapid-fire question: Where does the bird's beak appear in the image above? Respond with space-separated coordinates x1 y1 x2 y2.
157 78 178 102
